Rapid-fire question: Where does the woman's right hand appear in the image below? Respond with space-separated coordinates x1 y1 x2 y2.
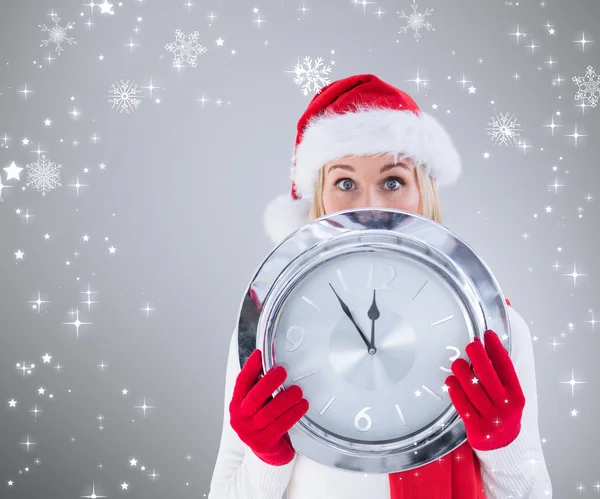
229 349 309 466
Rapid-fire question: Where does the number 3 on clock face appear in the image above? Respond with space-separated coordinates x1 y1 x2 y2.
275 251 472 443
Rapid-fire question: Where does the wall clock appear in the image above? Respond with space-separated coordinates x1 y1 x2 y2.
238 208 511 473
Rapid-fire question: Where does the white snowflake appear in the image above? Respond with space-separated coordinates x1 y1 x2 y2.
26 155 62 196
398 0 434 41
107 80 143 113
292 57 333 96
39 14 76 55
573 65 600 108
485 112 523 146
165 29 207 68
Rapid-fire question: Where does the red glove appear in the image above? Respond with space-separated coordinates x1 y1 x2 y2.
446 330 526 451
229 349 309 466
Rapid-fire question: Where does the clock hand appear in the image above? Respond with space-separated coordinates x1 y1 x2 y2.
328 283 375 353
367 289 380 349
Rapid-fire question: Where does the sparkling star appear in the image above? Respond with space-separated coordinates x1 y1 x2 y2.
253 13 266 27
544 116 563 136
81 483 106 499
99 0 114 14
62 308 93 339
549 336 562 352
68 175 88 195
573 32 593 51
141 79 161 97
457 74 471 88
517 139 532 153
565 125 587 146
134 397 156 417
4 161 23 180
527 40 540 53
81 284 98 310
29 404 42 419
28 291 50 312
141 302 155 317
20 434 36 451
585 311 598 330
405 67 430 94
18 84 34 99
559 369 586 397
562 263 587 287
509 24 527 44
548 177 565 193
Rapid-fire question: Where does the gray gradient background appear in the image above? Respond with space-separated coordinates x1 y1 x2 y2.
0 0 598 497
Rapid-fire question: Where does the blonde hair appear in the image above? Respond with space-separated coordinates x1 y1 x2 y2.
308 161 442 223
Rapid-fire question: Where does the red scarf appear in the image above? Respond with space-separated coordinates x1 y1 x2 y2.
388 441 486 498
389 298 514 498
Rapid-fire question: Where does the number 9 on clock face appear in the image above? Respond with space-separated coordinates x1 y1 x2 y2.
273 250 475 443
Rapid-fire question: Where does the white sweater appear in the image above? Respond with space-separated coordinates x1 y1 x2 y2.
208 306 553 499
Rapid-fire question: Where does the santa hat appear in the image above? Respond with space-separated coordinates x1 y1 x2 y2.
264 73 461 245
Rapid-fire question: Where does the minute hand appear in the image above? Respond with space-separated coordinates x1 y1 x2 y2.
329 283 372 351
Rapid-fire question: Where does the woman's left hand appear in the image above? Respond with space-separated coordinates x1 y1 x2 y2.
445 330 526 451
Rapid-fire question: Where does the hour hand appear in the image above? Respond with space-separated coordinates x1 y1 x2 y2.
367 289 380 349
329 283 373 351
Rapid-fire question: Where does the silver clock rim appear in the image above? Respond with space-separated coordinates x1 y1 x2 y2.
237 208 511 474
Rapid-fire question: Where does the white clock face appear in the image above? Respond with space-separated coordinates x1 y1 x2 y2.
273 250 473 443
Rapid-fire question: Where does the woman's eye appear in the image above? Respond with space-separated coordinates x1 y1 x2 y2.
384 178 404 190
336 179 354 191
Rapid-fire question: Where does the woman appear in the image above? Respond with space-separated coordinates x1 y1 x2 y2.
208 74 553 498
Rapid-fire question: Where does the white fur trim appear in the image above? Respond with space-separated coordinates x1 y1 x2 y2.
263 193 311 245
293 108 461 197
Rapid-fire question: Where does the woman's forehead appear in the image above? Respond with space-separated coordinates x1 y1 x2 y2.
324 154 415 174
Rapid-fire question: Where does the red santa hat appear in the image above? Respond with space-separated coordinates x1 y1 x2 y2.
264 73 461 244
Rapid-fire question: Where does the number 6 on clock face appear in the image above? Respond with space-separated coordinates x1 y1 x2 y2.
274 250 475 443
354 407 373 432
